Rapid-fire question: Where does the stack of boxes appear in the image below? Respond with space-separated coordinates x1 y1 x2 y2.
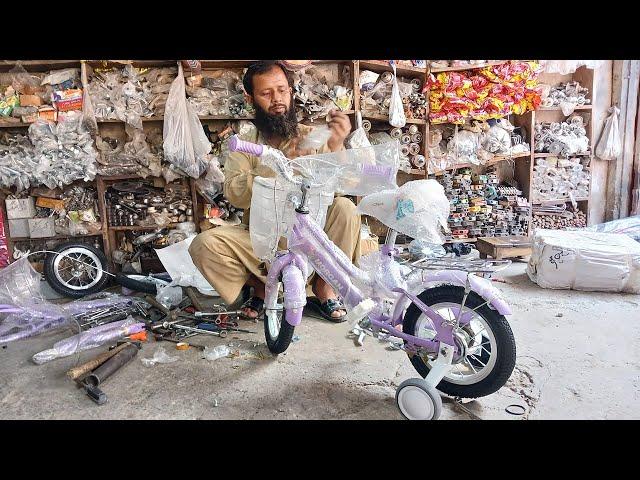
431 166 531 241
6 196 56 239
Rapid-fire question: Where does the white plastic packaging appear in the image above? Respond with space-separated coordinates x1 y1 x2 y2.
388 63 406 128
527 229 640 293
250 176 334 260
141 347 180 366
357 179 450 244
595 107 622 161
203 345 231 361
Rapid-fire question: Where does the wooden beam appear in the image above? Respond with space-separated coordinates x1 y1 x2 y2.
632 83 640 216
605 61 630 221
619 61 640 218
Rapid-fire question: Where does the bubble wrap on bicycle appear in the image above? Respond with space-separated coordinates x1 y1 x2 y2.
356 179 450 244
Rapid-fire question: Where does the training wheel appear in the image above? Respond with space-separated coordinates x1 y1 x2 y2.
395 378 442 420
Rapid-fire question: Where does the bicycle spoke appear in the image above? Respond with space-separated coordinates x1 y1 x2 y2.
469 354 487 368
480 345 492 357
463 358 479 374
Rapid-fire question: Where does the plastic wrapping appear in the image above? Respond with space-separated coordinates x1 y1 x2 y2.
154 236 219 296
293 64 353 121
31 317 144 364
156 283 183 308
527 229 640 293
163 63 211 178
408 239 447 260
357 179 450 243
203 345 232 361
251 176 334 261
582 216 640 242
534 118 590 157
595 107 621 161
299 124 332 150
141 347 179 366
388 63 406 128
542 60 603 75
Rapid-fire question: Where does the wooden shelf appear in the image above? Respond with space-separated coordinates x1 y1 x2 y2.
8 233 102 242
534 151 591 157
430 61 509 73
108 224 180 231
97 116 165 123
363 113 426 125
433 152 531 172
359 60 426 76
533 197 589 205
0 120 35 128
536 105 592 111
445 237 477 243
199 115 256 120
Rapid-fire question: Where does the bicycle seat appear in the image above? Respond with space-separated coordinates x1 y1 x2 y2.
357 179 450 245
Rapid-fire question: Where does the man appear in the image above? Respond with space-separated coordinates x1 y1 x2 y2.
189 61 360 322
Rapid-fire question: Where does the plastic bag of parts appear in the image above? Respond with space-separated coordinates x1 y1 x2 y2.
527 229 640 293
388 63 406 128
163 63 211 178
595 107 622 161
155 283 183 309
408 239 447 260
141 346 179 367
357 180 450 245
195 155 225 202
8 62 41 94
203 344 231 361
155 236 219 296
582 215 640 242
32 317 144 364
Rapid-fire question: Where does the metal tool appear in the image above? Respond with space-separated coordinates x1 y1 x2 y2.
169 323 228 338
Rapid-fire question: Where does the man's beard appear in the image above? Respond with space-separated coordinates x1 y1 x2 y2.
253 98 299 141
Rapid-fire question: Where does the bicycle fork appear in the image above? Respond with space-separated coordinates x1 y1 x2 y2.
265 252 309 327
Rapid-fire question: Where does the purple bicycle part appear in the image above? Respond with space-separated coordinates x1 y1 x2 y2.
229 135 264 157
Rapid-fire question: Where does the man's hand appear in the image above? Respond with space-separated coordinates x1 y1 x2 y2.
327 110 352 152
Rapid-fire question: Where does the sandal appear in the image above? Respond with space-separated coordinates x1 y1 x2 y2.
240 296 265 319
306 297 347 323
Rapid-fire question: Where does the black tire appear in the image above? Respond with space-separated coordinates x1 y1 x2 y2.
264 309 295 354
403 285 516 399
44 242 110 299
114 272 170 294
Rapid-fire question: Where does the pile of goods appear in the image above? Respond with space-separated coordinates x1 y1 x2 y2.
186 69 254 118
534 115 590 156
5 184 101 239
293 64 353 122
359 70 424 118
532 156 590 203
532 206 587 230
427 118 530 172
538 80 590 113
429 60 497 69
427 61 542 124
1 64 84 125
105 180 193 228
432 166 531 240
87 63 176 128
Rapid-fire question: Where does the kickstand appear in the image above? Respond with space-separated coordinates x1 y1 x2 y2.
453 397 482 420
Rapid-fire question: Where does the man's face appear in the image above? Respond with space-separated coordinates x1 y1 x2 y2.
249 67 293 116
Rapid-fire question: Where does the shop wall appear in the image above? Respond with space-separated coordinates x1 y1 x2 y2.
589 60 614 225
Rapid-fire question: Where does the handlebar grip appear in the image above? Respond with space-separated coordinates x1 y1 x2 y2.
228 135 264 156
360 163 394 181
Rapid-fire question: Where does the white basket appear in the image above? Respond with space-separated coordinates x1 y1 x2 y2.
251 176 334 261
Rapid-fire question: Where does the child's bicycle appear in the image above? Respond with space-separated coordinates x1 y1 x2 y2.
228 135 516 420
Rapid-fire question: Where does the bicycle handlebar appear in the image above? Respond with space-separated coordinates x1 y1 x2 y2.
228 135 264 156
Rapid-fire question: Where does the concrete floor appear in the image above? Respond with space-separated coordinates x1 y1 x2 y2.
1 261 639 420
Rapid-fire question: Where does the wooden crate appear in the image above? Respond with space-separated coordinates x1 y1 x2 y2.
476 235 532 260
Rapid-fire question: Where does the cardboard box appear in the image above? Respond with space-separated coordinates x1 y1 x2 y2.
38 106 57 122
8 218 30 238
55 97 83 111
21 113 38 123
36 196 66 211
5 197 36 219
19 94 43 107
28 217 57 238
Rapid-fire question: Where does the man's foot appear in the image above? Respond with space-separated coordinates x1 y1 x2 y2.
306 297 347 323
240 296 265 319
312 277 346 321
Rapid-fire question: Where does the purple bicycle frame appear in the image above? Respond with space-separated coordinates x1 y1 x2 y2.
269 210 465 354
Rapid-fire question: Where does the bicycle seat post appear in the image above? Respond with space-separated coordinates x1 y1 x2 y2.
295 179 312 214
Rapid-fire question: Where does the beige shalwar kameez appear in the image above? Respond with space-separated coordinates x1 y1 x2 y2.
189 124 361 305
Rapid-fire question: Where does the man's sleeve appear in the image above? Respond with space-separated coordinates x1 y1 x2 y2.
223 150 275 210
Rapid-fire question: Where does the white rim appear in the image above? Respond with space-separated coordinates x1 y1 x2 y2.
53 248 103 291
415 302 498 385
397 385 435 420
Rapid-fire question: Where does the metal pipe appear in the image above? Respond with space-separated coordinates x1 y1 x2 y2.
85 344 139 386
